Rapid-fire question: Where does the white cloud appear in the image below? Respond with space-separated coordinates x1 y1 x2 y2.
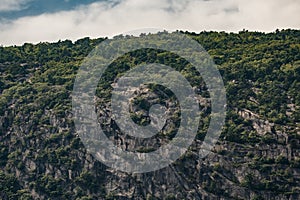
0 0 299 46
0 0 31 12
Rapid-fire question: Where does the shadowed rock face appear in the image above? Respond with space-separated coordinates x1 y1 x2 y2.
0 30 300 199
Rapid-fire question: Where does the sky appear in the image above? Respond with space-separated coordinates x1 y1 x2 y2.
0 0 299 46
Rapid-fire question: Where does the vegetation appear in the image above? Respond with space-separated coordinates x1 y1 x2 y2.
0 29 299 199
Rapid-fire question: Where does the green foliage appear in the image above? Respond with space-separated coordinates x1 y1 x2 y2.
0 170 31 199
0 30 299 199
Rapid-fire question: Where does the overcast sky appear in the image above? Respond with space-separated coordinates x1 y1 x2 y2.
0 0 299 46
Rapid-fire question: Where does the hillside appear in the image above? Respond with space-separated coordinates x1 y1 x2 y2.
0 30 300 199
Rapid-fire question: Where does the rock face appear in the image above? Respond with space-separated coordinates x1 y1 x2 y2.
238 109 275 135
0 31 300 199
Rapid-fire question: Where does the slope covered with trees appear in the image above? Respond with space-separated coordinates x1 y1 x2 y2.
0 30 299 199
